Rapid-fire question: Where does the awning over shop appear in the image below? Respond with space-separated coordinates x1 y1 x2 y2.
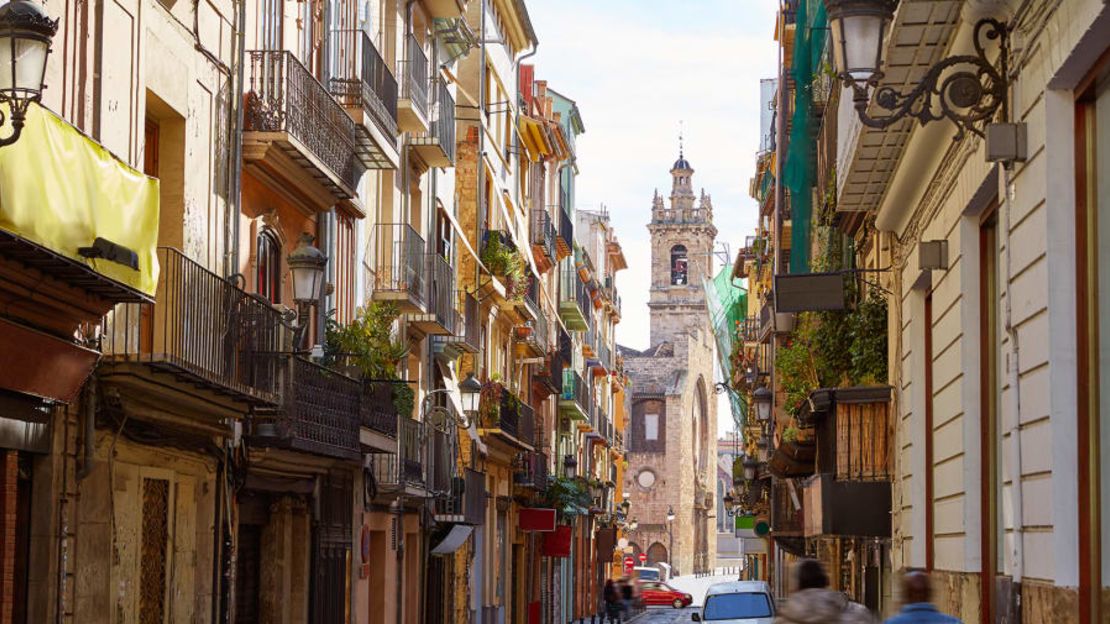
0 104 160 296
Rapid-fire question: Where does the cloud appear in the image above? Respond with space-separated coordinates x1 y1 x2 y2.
526 0 778 434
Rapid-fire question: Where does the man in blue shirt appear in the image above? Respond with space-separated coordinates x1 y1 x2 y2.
885 571 963 623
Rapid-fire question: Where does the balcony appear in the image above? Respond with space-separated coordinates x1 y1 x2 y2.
433 292 480 362
559 263 589 331
329 30 400 169
555 200 573 260
359 379 408 452
515 304 548 358
435 468 486 526
514 451 549 490
244 50 363 206
516 274 540 322
480 386 535 450
250 356 362 461
533 353 564 398
558 370 589 421
408 253 458 336
397 35 429 133
101 247 285 408
410 79 455 167
368 417 426 496
370 223 426 312
530 209 557 273
771 479 804 536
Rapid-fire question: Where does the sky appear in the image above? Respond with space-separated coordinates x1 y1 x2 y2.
527 1 779 437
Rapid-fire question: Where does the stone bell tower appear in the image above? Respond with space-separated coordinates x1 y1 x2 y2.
647 147 718 348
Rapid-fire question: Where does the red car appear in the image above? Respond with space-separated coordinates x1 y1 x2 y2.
639 581 693 609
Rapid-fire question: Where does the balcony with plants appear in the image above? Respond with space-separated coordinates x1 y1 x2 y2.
480 230 528 304
319 302 416 453
243 50 363 204
514 301 548 358
477 377 535 450
513 450 549 490
328 29 400 169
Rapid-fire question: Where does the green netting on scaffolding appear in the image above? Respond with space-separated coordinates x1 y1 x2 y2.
705 266 748 428
783 0 827 274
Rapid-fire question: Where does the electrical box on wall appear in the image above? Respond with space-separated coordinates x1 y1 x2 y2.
985 123 1028 163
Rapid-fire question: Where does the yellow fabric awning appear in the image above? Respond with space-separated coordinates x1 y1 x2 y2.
0 104 159 295
517 116 551 163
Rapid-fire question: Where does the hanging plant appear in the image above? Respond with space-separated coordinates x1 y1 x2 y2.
481 231 527 304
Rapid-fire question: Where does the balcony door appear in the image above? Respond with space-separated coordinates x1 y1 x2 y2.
1076 67 1110 624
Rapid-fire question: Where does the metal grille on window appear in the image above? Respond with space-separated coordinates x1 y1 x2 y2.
140 478 170 624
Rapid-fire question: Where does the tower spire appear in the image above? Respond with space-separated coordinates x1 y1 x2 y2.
679 120 684 159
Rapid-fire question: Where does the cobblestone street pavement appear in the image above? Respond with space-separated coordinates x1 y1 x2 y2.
629 606 698 623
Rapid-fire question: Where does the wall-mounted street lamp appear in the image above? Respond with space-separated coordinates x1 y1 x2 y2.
459 372 482 417
563 455 578 479
826 0 1008 140
723 494 736 517
286 233 328 350
743 456 760 481
753 386 772 422
0 1 58 147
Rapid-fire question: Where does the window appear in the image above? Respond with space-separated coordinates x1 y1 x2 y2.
702 593 773 620
979 206 1003 612
670 245 688 285
260 0 282 51
645 414 659 440
333 213 357 324
257 230 282 304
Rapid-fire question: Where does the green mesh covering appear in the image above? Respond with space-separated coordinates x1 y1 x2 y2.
705 267 748 429
783 0 827 274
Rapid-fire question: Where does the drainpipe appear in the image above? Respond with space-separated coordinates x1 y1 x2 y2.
76 376 96 481
394 496 405 624
226 0 247 278
1001 162 1024 586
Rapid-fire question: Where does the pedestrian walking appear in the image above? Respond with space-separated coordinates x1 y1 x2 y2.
619 576 635 619
774 559 874 624
604 579 624 623
884 570 962 623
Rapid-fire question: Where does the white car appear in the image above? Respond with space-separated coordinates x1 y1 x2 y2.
691 581 775 623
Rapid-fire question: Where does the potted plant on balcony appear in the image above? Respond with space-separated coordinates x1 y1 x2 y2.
322 302 415 418
478 375 505 427
542 476 591 518
480 232 527 302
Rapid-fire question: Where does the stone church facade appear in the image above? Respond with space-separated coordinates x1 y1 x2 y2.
621 151 718 576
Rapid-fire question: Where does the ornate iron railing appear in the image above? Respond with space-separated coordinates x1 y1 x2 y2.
328 29 399 138
368 417 426 489
360 380 404 437
399 34 428 116
372 223 427 306
251 356 361 460
430 78 456 162
514 451 548 489
555 203 573 258
435 468 485 525
562 370 589 414
101 247 285 405
530 208 556 265
498 390 535 446
245 50 362 192
427 253 459 333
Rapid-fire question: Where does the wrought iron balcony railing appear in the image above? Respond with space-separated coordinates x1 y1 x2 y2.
559 263 589 331
497 391 535 447
368 417 426 490
250 356 362 460
514 451 548 489
558 325 573 366
554 202 573 260
399 34 429 118
411 78 456 166
530 208 557 269
534 353 564 398
371 223 427 311
245 50 363 195
421 253 460 335
101 247 285 405
360 379 406 437
328 30 399 168
559 369 589 419
434 468 485 525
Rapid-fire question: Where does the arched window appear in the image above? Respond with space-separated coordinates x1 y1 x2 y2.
670 245 688 285
257 230 282 304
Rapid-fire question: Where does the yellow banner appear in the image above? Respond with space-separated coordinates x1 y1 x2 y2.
0 104 159 295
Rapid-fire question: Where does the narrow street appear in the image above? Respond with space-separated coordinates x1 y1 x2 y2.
627 574 737 624
631 608 697 624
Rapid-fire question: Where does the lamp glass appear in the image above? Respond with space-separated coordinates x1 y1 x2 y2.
0 37 46 95
288 234 327 305
827 1 894 83
459 373 482 413
754 387 772 422
666 507 675 523
744 465 756 480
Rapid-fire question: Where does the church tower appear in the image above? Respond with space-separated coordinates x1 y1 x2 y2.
648 148 718 348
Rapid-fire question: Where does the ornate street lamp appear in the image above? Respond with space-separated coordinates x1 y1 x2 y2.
288 233 328 306
459 372 482 415
666 506 675 570
563 455 577 479
827 0 1008 139
743 456 760 481
0 0 58 147
753 386 772 422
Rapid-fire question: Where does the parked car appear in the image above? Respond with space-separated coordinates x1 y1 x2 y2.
640 581 693 609
691 581 775 623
